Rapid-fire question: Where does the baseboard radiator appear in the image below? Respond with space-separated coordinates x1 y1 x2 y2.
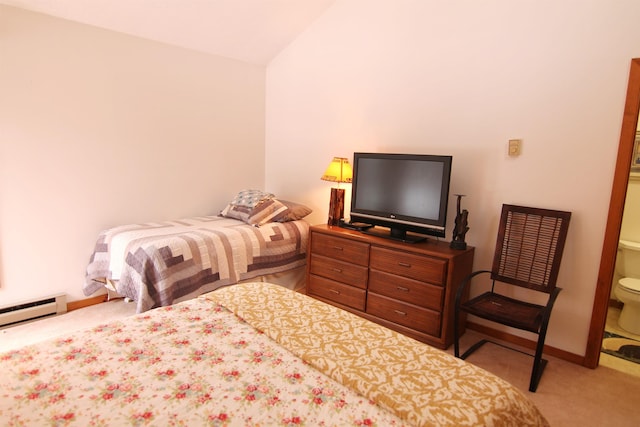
0 294 67 328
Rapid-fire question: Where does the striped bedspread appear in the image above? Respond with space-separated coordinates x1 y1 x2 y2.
83 216 308 313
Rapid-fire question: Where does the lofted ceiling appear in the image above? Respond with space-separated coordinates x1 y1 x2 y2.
0 0 336 65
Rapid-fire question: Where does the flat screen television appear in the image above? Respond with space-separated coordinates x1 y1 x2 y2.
348 152 452 243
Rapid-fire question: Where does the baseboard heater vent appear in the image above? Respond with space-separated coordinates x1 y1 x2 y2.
0 294 67 328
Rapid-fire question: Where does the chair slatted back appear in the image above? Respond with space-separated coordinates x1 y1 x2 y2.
491 204 571 293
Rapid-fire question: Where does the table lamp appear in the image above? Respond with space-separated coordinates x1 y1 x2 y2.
321 157 353 225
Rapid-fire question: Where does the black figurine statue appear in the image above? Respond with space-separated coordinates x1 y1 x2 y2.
450 194 469 250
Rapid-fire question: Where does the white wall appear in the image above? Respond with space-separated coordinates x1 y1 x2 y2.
265 0 640 356
0 6 266 305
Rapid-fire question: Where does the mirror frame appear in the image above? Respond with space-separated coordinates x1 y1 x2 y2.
585 58 640 368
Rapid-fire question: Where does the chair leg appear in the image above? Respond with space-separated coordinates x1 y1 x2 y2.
453 310 490 359
529 287 562 392
529 357 547 392
529 316 551 392
454 309 460 357
453 271 491 358
460 339 490 360
458 334 545 392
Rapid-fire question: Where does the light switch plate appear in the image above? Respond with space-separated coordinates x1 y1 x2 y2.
508 139 522 156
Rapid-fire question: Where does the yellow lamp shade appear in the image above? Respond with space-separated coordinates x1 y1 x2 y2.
321 157 353 183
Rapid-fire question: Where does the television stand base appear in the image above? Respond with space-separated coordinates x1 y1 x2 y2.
362 227 427 244
338 220 374 231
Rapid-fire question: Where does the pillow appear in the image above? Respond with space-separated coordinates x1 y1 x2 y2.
245 198 290 226
223 189 274 210
221 191 312 226
221 190 287 226
273 200 313 222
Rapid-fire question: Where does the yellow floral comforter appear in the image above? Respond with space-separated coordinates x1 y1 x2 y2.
0 282 548 426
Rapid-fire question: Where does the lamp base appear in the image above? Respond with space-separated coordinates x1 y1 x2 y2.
327 188 345 226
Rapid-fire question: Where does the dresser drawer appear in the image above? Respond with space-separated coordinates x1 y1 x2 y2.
311 233 369 266
369 270 444 311
366 293 441 336
309 254 368 289
308 275 366 310
370 246 447 284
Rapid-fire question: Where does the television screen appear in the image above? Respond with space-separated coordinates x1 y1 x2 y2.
349 152 452 242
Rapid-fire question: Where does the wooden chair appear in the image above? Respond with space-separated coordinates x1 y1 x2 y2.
453 204 571 392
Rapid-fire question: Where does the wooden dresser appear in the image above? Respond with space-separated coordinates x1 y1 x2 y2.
306 224 474 349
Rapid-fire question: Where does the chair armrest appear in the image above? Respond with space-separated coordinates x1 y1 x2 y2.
541 287 562 323
454 270 492 310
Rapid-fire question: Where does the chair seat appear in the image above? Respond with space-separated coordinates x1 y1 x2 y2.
461 292 544 333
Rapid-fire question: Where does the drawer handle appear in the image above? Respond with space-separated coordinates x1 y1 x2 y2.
331 268 343 273
396 286 409 292
329 289 340 295
394 310 407 316
398 262 411 268
332 246 344 251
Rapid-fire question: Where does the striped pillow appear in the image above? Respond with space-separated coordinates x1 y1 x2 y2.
221 190 288 226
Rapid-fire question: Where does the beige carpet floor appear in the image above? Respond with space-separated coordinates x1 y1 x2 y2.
2 298 639 426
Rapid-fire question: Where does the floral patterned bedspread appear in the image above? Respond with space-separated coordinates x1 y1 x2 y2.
0 283 549 426
1 289 404 426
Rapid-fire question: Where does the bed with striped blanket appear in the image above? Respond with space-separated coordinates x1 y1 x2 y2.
83 216 308 313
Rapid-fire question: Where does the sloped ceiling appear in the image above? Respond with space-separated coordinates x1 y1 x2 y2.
0 0 336 65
